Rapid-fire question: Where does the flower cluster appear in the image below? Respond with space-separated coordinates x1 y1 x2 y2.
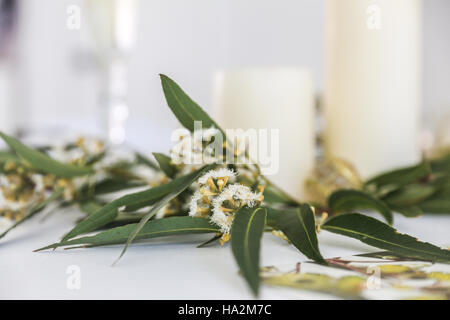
50 137 165 196
0 162 54 225
189 168 264 239
170 126 223 174
0 136 165 231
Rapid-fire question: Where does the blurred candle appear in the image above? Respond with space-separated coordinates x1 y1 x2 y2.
213 68 315 201
324 0 422 179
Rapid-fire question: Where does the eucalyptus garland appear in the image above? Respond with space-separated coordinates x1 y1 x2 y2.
1 74 449 296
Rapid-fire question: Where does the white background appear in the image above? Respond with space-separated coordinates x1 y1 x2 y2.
11 0 450 152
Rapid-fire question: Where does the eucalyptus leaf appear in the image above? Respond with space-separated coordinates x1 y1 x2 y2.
79 200 105 216
0 150 19 164
197 234 221 248
419 197 450 214
365 162 431 190
430 154 450 173
263 185 298 206
36 216 219 251
86 178 146 196
322 213 450 263
431 175 450 197
116 164 217 263
268 205 326 264
153 153 176 178
0 188 64 239
382 184 436 207
390 206 423 218
0 132 93 178
135 152 159 170
230 206 267 296
160 74 225 135
328 189 393 224
62 166 214 242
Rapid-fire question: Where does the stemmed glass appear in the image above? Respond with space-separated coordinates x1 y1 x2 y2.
84 0 138 144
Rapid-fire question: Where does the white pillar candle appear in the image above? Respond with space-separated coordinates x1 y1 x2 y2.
324 0 422 179
213 68 315 201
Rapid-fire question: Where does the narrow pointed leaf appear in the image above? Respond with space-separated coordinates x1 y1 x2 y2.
268 205 326 264
116 164 216 262
328 189 393 224
79 200 105 216
196 234 221 248
153 153 176 178
430 154 450 173
365 162 431 190
0 188 63 239
322 213 450 263
263 185 298 206
36 216 219 251
382 184 435 207
159 74 225 135
231 207 267 296
135 152 159 170
62 165 214 241
0 150 19 163
419 197 450 214
391 206 423 218
0 132 93 178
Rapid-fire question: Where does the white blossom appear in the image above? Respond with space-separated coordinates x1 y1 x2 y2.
198 168 236 185
188 190 203 217
155 204 170 219
211 184 261 234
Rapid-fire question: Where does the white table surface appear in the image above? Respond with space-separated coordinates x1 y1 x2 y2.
1 207 449 300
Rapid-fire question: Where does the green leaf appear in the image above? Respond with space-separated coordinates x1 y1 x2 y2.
115 164 217 263
159 74 225 135
391 206 423 218
322 213 450 263
365 162 431 190
419 197 450 214
61 165 214 242
328 189 393 224
230 206 267 296
430 154 450 173
153 153 176 179
269 205 325 264
88 178 146 196
0 188 63 239
431 175 450 196
79 200 105 216
263 185 298 206
382 184 436 207
0 132 93 178
35 216 219 251
196 234 221 248
0 151 19 173
0 150 19 163
135 152 159 170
